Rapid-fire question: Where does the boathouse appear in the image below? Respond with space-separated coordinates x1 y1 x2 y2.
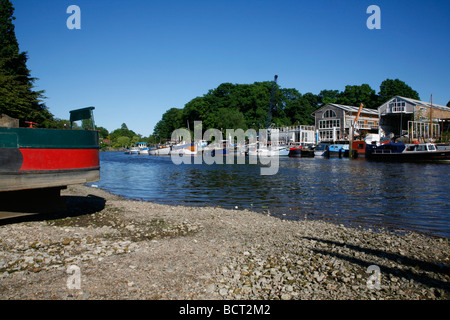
311 103 379 142
378 96 450 141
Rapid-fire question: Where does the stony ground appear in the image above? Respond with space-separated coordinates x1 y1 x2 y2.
0 184 448 300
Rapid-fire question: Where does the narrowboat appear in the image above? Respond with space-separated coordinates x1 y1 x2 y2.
0 107 100 193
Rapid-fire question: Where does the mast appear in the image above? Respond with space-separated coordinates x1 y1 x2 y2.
265 75 278 129
430 94 433 139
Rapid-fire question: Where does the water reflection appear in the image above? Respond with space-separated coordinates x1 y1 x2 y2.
93 152 450 238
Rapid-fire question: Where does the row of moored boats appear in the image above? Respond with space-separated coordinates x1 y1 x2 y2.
125 137 450 162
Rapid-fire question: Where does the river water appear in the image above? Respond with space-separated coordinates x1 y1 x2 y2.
90 152 450 238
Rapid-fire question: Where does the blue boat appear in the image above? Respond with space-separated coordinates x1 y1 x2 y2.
328 144 349 157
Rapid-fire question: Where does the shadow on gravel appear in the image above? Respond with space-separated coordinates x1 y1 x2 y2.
302 236 450 295
0 194 106 226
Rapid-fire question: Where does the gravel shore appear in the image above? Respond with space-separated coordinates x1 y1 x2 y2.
0 184 448 300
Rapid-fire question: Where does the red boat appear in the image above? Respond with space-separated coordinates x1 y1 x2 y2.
0 107 100 217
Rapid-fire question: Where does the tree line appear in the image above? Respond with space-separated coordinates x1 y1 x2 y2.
152 78 423 140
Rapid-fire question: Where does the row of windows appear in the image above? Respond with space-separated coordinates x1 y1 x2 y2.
319 119 340 129
319 130 340 140
391 101 406 112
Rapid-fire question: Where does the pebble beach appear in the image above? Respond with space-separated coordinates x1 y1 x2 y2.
0 184 448 300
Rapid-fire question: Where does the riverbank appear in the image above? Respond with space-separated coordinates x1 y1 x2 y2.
0 184 448 300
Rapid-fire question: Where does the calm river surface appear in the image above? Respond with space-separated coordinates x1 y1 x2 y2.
90 152 450 238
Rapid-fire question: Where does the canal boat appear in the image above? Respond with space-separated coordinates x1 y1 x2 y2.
0 107 100 193
366 142 450 162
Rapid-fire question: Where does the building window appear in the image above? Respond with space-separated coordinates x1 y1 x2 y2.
319 119 340 129
323 109 337 118
392 101 406 112
320 130 340 140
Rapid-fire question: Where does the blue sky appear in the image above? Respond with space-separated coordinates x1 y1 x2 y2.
11 0 450 137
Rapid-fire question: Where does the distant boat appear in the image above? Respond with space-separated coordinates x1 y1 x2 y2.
301 145 315 158
289 144 315 157
366 142 450 162
125 142 149 155
351 134 381 158
328 144 349 158
314 143 330 157
248 145 289 157
351 140 366 158
150 145 171 155
137 142 149 155
170 142 197 155
125 146 140 155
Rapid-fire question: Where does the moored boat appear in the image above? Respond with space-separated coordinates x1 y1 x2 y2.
328 144 349 158
351 140 366 158
150 145 171 155
137 142 149 155
366 142 450 162
0 107 100 193
288 146 302 157
314 143 330 157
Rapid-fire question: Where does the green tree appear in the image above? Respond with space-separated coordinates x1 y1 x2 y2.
447 101 450 108
378 79 420 104
318 89 340 106
337 84 378 109
95 126 109 139
284 92 316 125
116 136 130 148
153 107 183 139
0 0 54 127
131 135 141 145
214 108 247 131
